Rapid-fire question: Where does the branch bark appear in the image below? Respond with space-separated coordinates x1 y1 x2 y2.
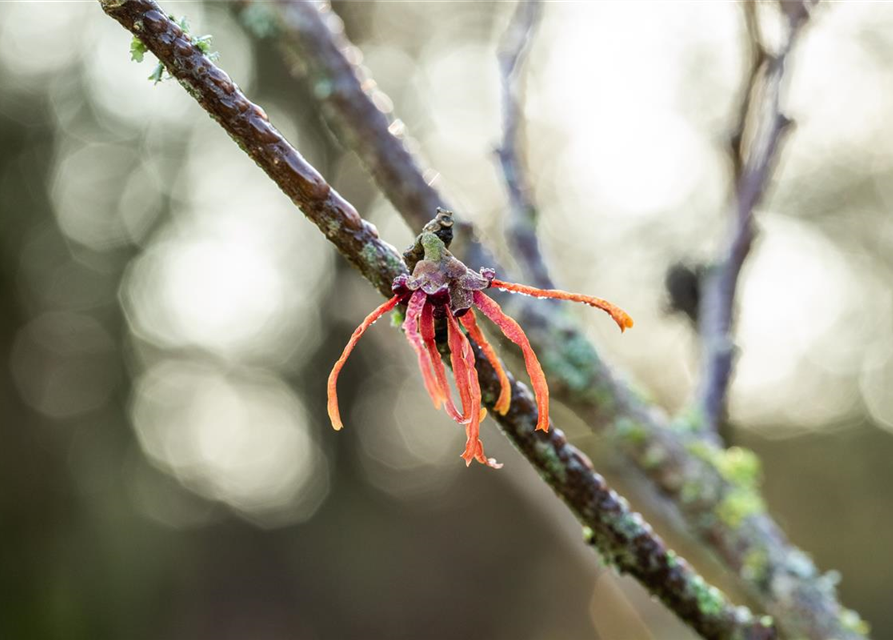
98 2 778 638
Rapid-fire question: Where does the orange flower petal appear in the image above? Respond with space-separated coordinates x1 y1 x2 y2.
403 290 444 409
490 278 634 332
460 310 512 415
421 302 464 422
327 295 401 431
465 433 503 469
473 291 550 432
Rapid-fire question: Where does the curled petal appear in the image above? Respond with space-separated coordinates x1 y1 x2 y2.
465 434 503 470
459 310 511 415
403 290 444 409
473 291 550 432
421 300 464 422
490 278 634 332
327 295 402 431
447 308 498 467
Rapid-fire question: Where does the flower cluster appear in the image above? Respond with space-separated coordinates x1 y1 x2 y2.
327 214 633 468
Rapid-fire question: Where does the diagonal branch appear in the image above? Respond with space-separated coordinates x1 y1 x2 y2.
242 1 449 229
101 2 407 300
99 2 776 638
694 2 808 436
496 0 555 290
471 349 774 640
231 2 868 639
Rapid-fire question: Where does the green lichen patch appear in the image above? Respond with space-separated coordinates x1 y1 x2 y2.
686 442 762 490
533 439 567 483
717 489 765 528
130 37 148 62
615 417 648 447
359 242 405 283
390 307 405 327
536 324 615 410
688 574 726 618
640 442 668 470
239 5 281 39
666 548 679 568
129 15 219 85
840 608 871 636
680 480 702 505
603 508 645 542
671 405 705 433
717 447 761 489
741 548 769 584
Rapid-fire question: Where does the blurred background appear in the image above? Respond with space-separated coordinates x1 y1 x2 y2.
1 2 892 639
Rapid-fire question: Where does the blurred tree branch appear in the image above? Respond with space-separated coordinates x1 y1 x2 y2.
496 0 555 290
97 2 779 638
692 0 809 438
98 0 868 638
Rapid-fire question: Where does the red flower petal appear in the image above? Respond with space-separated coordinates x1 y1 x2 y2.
403 290 444 410
421 301 464 422
490 278 634 332
447 308 500 467
327 295 401 431
460 310 512 415
446 307 474 424
473 291 550 432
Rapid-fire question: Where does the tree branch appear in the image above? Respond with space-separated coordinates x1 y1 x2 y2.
99 2 777 638
473 350 774 640
694 2 806 435
100 1 406 299
496 0 555 290
230 2 869 638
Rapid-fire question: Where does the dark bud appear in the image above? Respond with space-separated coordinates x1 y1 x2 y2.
403 208 457 271
429 207 454 249
664 262 704 324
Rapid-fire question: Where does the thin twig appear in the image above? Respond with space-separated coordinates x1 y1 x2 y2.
496 0 555 290
233 3 869 638
97 3 774 638
729 0 767 181
695 3 806 435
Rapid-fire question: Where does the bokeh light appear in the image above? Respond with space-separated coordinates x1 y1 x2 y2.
131 360 329 526
10 311 118 419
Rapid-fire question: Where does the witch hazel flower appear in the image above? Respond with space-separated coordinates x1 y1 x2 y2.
327 210 633 469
